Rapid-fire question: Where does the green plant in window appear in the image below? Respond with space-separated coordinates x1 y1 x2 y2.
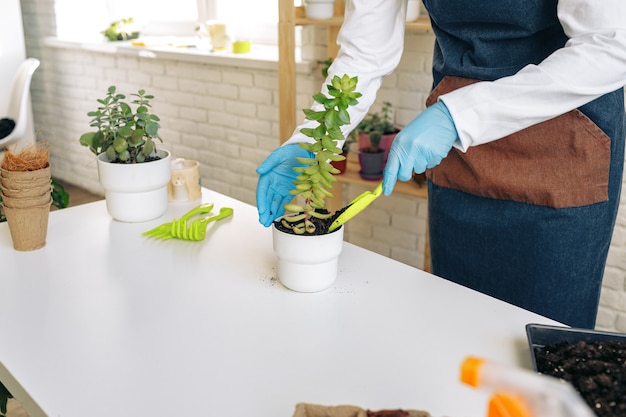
102 18 140 41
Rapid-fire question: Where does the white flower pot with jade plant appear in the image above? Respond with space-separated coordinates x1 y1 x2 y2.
273 224 344 292
80 85 170 223
97 149 171 222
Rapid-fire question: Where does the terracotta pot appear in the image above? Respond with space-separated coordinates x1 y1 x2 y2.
330 153 347 173
272 223 344 292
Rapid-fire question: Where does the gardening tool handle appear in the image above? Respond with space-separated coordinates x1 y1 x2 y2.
328 182 383 232
199 207 234 225
180 203 214 224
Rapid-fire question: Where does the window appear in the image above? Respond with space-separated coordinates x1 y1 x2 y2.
55 0 279 44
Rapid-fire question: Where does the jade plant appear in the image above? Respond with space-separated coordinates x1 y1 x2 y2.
280 74 362 235
79 86 162 164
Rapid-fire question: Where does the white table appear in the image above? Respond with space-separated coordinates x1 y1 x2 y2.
0 188 560 417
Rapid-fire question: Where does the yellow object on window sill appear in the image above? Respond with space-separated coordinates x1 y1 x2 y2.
232 41 251 53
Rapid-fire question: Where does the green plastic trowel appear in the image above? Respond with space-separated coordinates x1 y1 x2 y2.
328 182 383 232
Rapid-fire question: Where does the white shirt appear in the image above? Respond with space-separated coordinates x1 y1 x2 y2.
286 0 626 152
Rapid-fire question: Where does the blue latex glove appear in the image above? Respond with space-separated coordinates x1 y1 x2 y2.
382 101 459 196
256 143 314 227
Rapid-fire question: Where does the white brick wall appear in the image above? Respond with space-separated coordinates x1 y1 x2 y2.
20 0 626 331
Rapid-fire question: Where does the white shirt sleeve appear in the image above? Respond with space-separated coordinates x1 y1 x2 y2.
283 0 407 146
440 0 626 151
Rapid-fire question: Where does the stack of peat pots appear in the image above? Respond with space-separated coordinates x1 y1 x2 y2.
0 147 52 251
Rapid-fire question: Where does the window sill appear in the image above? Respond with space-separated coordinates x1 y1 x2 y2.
44 37 314 73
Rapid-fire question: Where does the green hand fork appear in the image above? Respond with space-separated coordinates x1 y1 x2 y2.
168 206 234 241
143 203 214 239
143 205 233 241
328 182 383 232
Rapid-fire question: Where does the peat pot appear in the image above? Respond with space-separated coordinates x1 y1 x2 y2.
272 224 344 292
97 149 171 222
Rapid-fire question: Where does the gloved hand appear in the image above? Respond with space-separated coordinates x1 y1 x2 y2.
382 101 459 196
256 143 314 227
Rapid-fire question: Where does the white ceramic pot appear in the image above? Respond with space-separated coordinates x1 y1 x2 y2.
305 0 336 20
406 0 421 22
97 149 171 222
272 223 344 292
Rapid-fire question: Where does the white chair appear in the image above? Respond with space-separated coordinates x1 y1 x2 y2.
0 57 40 152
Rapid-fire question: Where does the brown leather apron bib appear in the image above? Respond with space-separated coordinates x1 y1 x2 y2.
425 76 611 208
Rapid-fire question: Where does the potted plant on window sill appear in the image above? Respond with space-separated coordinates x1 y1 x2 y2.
79 86 171 222
102 18 140 41
273 74 362 292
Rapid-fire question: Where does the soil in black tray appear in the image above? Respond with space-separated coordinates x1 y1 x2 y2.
534 340 626 417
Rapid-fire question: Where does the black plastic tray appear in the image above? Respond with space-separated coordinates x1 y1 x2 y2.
525 323 626 371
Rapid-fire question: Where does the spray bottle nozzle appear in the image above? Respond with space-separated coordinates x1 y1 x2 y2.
460 356 595 417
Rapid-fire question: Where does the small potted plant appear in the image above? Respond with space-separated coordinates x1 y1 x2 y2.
79 86 171 222
357 100 399 163
357 130 385 180
273 74 362 292
102 18 140 41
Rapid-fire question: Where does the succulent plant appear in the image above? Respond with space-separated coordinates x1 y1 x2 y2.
367 130 382 153
280 74 362 235
79 86 162 164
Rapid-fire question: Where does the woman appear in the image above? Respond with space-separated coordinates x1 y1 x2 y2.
256 0 626 328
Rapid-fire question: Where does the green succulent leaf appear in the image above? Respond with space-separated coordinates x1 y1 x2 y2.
295 156 316 165
312 93 327 105
284 203 305 213
303 109 325 121
113 136 128 153
79 132 95 148
105 146 117 161
142 139 155 155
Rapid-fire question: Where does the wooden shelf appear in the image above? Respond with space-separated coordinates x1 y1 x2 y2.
337 159 428 199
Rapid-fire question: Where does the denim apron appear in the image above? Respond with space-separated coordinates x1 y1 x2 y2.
421 0 625 328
